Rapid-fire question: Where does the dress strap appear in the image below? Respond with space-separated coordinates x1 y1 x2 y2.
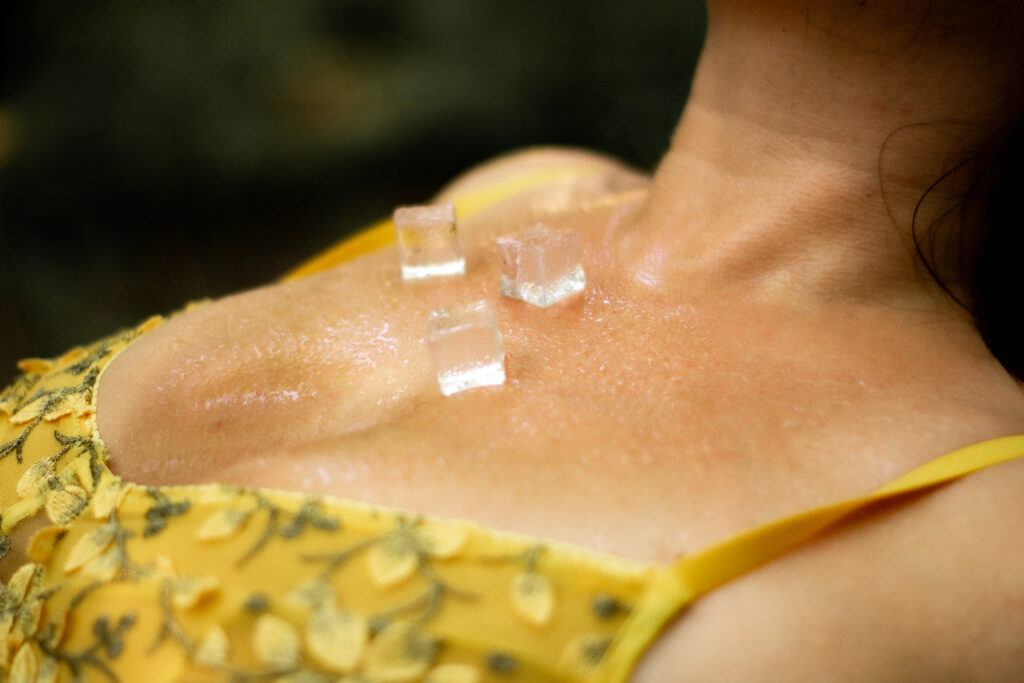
281 164 604 280
598 435 1024 682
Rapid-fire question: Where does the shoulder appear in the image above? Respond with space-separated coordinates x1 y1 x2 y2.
93 146 648 486
635 453 1024 682
432 145 646 203
283 146 647 280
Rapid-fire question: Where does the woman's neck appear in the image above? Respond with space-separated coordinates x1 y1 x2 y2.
621 0 1024 310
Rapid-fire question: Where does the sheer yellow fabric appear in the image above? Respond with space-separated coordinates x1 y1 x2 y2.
2 167 1023 682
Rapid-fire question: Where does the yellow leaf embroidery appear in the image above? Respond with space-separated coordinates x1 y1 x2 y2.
363 621 438 683
196 508 251 541
40 609 67 649
45 484 88 525
26 527 67 564
63 523 117 573
0 618 12 669
9 643 37 683
171 575 221 610
17 600 43 645
194 624 229 667
9 399 44 425
559 634 613 677
305 606 367 673
81 548 121 581
0 378 24 415
42 392 92 421
3 568 43 651
151 555 176 579
253 614 300 670
57 347 87 366
91 480 127 519
425 663 481 683
416 523 467 559
285 578 334 611
368 536 418 588
16 460 54 497
73 456 99 494
13 594 42 643
7 564 39 602
510 571 555 628
41 405 72 422
36 655 60 683
16 358 52 375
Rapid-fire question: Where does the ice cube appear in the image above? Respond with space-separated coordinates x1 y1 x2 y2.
393 202 465 280
427 300 505 396
496 224 585 307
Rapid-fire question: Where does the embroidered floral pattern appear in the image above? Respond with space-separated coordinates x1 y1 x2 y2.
560 634 615 677
366 517 467 588
1 565 48 666
304 605 368 672
510 570 556 627
0 317 649 682
194 624 229 667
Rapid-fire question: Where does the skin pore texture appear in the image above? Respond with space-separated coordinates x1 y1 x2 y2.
95 1 1024 681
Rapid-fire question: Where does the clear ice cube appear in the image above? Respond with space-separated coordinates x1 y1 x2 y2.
496 224 586 307
393 202 465 280
428 300 506 396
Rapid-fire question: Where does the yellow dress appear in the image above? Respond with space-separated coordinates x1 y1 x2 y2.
2 168 1023 683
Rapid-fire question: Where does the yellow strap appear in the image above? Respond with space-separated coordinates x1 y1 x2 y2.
281 164 602 281
598 434 1024 682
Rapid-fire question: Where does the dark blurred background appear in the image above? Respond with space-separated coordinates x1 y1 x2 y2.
0 0 706 381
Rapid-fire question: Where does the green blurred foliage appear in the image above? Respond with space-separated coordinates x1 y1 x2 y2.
0 0 706 378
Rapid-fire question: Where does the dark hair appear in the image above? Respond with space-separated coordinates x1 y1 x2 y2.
912 121 1024 382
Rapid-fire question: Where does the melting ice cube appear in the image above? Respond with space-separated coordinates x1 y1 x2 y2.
428 300 505 396
496 224 585 307
393 202 465 280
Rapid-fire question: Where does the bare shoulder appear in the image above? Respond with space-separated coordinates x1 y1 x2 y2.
94 146 648 485
432 145 646 203
634 454 1024 682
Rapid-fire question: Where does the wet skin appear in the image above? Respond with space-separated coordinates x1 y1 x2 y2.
97 150 1024 681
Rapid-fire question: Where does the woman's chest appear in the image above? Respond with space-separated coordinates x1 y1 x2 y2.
95 278 1010 566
